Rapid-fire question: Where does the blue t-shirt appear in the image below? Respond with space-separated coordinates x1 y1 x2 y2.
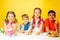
20 22 30 31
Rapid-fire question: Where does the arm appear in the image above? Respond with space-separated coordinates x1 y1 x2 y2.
26 20 33 35
20 25 24 33
36 22 44 35
3 21 7 33
12 23 18 34
26 22 33 35
39 22 44 34
46 27 50 32
44 20 50 32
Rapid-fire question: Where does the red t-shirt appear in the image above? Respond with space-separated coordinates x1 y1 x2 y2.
44 18 56 32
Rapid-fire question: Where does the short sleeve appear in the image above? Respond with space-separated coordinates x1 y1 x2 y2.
44 19 49 27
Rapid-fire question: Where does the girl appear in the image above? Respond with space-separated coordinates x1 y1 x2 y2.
28 8 44 35
3 11 18 36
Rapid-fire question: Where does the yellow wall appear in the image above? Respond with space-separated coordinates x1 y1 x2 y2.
0 0 60 29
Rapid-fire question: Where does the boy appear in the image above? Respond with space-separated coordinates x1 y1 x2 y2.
44 10 59 36
20 14 30 34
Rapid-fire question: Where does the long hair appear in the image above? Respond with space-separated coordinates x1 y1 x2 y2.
5 11 17 25
32 8 43 28
33 8 42 19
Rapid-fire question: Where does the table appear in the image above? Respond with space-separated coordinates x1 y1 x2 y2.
0 33 60 40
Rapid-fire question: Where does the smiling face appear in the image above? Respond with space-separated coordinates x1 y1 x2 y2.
7 13 15 23
34 8 41 18
34 9 41 18
22 16 29 25
48 13 55 21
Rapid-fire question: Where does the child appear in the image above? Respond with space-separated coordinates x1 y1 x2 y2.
20 14 30 34
28 8 44 35
44 10 59 36
3 11 18 36
59 24 60 36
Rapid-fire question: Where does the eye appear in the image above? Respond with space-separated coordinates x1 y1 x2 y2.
8 16 11 17
49 15 51 16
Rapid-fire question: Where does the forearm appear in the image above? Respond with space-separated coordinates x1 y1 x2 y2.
39 22 44 34
28 26 32 33
46 27 50 32
12 26 18 34
4 29 7 33
27 26 32 35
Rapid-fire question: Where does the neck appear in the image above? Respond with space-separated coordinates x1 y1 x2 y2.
35 17 39 19
23 23 27 26
9 21 12 23
35 17 40 22
49 19 54 22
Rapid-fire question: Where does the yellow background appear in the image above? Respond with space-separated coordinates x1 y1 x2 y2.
0 0 60 29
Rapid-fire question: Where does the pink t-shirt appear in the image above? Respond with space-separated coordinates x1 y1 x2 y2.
31 16 44 33
32 18 44 28
4 22 17 36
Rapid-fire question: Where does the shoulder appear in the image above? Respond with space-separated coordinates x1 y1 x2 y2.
40 18 45 23
30 19 33 23
55 20 59 24
27 22 30 26
3 20 6 25
44 18 50 25
45 18 49 22
28 22 30 24
12 22 18 27
30 19 34 24
3 20 6 23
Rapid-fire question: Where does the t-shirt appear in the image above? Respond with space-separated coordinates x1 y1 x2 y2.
44 18 57 31
20 22 30 31
4 22 17 36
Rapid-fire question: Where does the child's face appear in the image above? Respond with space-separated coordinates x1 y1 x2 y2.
48 13 55 21
22 17 29 25
7 13 14 22
34 9 41 18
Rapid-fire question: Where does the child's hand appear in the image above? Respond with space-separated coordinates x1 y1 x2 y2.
20 30 24 33
8 23 12 28
36 32 40 35
25 30 30 35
